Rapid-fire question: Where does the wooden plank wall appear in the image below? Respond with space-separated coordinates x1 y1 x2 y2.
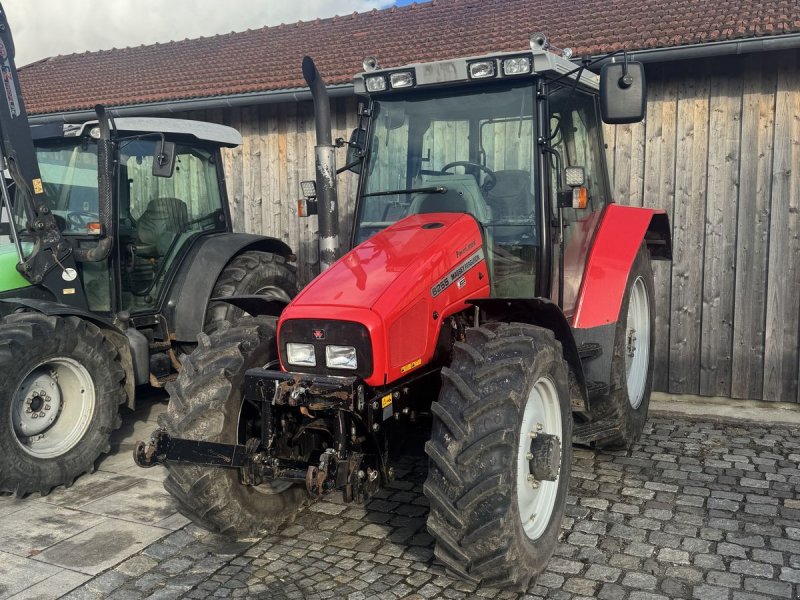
185 49 799 402
604 50 800 402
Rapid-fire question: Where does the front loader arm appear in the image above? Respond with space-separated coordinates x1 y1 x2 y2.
0 3 88 309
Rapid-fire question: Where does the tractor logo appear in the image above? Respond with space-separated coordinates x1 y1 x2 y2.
312 329 325 340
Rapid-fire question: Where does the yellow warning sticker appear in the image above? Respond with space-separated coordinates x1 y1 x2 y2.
400 358 422 374
381 394 392 409
32 178 43 194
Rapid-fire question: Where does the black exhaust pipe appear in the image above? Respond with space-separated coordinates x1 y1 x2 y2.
302 56 340 271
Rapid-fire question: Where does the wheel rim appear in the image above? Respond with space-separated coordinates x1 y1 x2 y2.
625 276 650 410
11 358 96 458
517 375 562 541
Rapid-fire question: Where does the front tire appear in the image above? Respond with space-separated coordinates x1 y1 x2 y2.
0 314 126 496
424 323 572 589
160 316 306 537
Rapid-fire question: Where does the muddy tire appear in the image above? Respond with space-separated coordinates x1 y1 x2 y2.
204 251 297 331
424 323 572 589
160 316 307 537
592 244 655 449
0 314 125 496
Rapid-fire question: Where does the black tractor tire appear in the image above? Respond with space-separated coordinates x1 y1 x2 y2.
160 316 307 537
591 243 656 449
0 314 126 496
204 251 297 331
424 322 572 589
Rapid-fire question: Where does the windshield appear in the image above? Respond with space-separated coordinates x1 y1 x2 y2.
357 83 540 297
10 140 99 235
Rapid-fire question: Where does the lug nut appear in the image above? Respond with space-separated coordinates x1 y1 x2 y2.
32 413 38 419
536 423 543 431
530 431 537 439
527 474 534 482
526 452 533 460
45 405 51 410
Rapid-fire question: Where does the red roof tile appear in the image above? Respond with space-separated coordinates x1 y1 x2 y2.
18 0 800 115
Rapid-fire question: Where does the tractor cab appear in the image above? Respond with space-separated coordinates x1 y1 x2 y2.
7 117 240 314
336 36 644 313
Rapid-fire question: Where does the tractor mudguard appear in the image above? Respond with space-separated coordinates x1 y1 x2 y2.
164 233 293 342
0 297 119 329
572 205 670 330
468 297 586 399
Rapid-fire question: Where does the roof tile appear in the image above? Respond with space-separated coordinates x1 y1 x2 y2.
17 0 800 114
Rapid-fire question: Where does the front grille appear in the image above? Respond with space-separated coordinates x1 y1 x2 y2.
279 318 373 378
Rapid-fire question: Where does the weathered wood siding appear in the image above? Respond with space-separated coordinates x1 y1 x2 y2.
185 49 800 403
604 50 800 402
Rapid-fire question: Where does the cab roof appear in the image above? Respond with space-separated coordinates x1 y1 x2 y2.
31 117 242 147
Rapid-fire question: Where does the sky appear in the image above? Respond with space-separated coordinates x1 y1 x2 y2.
4 0 423 67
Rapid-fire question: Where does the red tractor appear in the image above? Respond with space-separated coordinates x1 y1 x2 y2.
136 34 671 589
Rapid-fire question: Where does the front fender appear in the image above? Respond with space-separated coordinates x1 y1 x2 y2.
164 233 293 342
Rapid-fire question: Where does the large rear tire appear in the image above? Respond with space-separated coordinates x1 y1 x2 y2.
204 251 297 330
424 323 572 589
592 243 655 449
0 314 125 496
160 316 307 537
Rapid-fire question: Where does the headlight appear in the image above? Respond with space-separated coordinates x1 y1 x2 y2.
503 57 532 76
389 71 414 89
286 343 316 367
325 345 358 370
365 75 387 92
468 60 496 79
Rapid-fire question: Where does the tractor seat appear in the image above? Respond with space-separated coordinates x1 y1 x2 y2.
136 197 189 257
408 174 491 224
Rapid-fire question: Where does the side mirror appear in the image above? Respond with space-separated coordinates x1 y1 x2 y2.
599 61 646 124
152 141 176 178
345 128 367 174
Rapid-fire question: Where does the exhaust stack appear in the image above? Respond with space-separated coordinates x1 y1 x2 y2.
302 56 340 272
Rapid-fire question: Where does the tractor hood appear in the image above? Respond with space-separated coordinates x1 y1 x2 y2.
0 242 31 293
279 213 490 386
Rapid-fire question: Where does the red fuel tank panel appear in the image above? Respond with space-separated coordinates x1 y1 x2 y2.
279 213 490 386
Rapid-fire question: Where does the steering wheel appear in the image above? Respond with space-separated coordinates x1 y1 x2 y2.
440 161 497 193
67 211 99 230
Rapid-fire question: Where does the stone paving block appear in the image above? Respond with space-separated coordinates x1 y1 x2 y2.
35 519 170 576
35 472 139 509
0 552 66 598
0 503 106 557
78 479 181 525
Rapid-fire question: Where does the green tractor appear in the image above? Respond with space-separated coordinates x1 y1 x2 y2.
0 5 296 495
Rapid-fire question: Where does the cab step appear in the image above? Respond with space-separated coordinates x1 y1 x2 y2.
586 380 610 400
577 342 603 361
572 416 622 445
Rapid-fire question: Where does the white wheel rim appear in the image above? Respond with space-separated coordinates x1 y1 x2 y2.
12 358 96 458
517 376 562 541
625 276 650 409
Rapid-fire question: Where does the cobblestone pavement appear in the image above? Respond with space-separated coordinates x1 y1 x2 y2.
4 413 800 600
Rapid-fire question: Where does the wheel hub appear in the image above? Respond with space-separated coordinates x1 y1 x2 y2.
13 372 62 437
528 432 561 482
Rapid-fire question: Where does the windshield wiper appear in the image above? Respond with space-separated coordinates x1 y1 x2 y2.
362 186 447 198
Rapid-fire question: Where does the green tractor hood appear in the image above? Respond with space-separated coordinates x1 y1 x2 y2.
0 242 32 293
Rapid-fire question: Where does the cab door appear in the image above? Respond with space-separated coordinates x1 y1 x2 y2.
547 88 611 316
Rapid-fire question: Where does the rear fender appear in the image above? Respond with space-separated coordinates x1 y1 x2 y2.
469 297 586 403
572 205 670 329
0 298 137 408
